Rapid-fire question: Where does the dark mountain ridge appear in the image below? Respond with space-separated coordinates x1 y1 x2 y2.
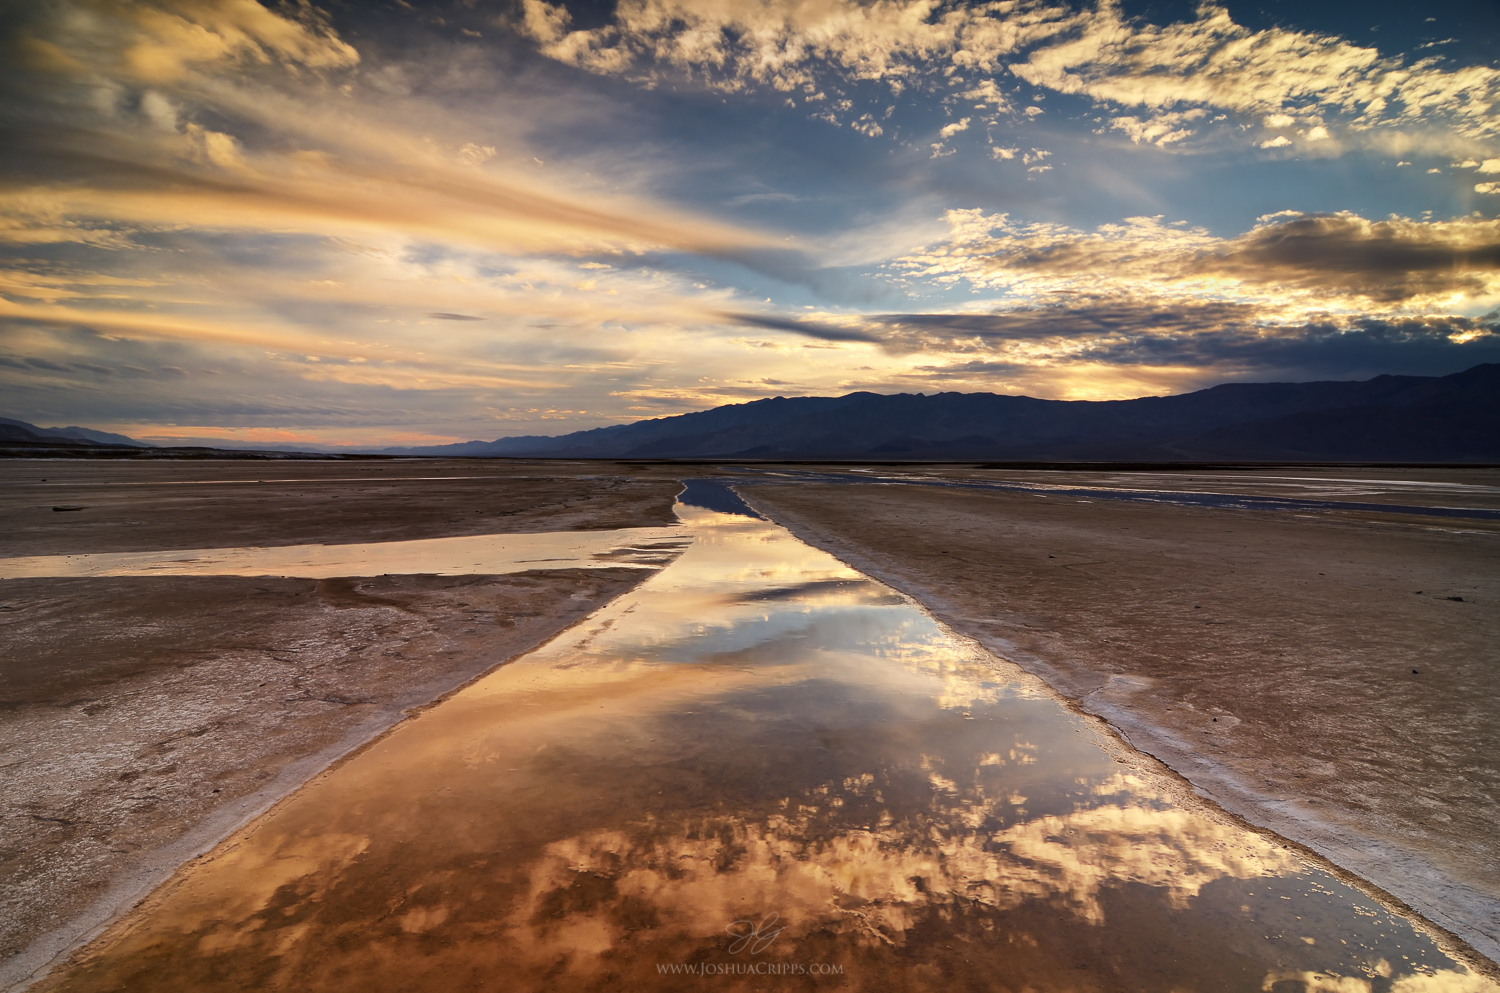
7 366 1493 462
0 417 148 448
382 363 1500 462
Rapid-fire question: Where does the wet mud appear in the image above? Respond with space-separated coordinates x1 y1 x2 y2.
37 506 1494 992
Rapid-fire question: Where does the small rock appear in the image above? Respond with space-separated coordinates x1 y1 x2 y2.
52 505 85 512
1445 596 1464 602
1412 669 1420 674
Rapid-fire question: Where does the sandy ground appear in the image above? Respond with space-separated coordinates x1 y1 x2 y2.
744 470 1500 967
0 461 683 988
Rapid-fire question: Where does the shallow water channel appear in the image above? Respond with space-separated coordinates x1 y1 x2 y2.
0 527 688 579
47 503 1492 992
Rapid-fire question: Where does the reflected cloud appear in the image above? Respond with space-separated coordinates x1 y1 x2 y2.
0 527 692 580
505 774 1298 969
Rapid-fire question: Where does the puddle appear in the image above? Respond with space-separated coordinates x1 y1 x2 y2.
0 527 691 579
46 506 1494 992
677 478 766 519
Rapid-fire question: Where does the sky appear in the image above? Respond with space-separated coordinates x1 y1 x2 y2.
2 0 1499 448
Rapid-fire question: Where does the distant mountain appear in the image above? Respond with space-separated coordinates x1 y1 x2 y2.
1187 364 1500 461
0 416 148 447
378 364 1500 462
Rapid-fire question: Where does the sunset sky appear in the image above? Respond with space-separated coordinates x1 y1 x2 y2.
3 0 1499 447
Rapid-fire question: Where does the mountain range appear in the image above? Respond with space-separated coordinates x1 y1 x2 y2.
0 417 147 448
378 363 1500 462
5 364 1496 461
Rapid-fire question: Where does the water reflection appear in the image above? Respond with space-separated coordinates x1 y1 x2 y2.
48 507 1493 992
0 527 690 579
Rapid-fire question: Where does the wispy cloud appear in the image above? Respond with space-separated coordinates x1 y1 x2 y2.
725 192 805 206
722 311 884 343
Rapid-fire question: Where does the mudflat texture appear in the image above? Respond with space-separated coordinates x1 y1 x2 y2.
0 459 680 556
745 472 1500 964
0 461 684 987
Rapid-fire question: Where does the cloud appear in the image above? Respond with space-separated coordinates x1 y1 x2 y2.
892 209 1500 309
1009 4 1500 139
725 192 804 206
960 79 1010 111
2 127 774 262
702 299 1500 402
0 0 874 440
0 295 563 390
878 306 1497 360
1110 109 1205 147
518 0 1072 96
720 311 884 343
939 117 971 138
519 0 1500 144
862 300 1263 344
17 0 358 85
6 0 1498 444
3 0 788 271
842 307 1500 399
1204 213 1500 302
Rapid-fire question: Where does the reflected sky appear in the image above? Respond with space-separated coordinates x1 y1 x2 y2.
0 527 691 579
48 505 1494 992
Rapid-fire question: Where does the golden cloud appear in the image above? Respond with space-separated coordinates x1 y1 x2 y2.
1 135 771 262
520 0 1078 93
16 0 358 85
892 209 1500 310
